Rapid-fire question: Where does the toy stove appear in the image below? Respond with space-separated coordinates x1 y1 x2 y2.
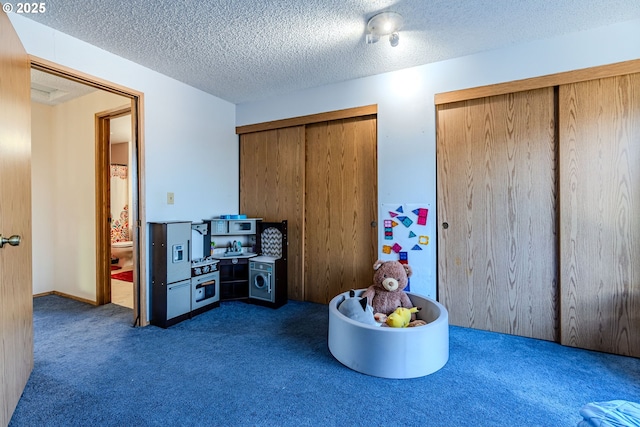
191 223 220 311
191 256 218 277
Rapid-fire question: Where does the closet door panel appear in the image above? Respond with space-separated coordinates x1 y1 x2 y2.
560 73 640 356
240 126 305 300
305 116 378 304
437 88 558 341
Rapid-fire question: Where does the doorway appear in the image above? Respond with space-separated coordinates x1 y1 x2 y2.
106 112 134 309
29 59 146 325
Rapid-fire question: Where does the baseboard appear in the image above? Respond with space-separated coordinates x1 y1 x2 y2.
33 291 98 306
33 291 54 298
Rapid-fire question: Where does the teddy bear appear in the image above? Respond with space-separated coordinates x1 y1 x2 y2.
361 260 418 322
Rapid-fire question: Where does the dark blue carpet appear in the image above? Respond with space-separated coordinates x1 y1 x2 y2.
9 295 640 426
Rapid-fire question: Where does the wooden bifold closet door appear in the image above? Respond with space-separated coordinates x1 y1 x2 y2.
304 117 378 304
240 114 378 304
437 69 640 356
559 73 640 357
240 126 306 301
437 88 559 341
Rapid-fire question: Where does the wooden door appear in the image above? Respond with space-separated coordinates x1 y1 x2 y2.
559 74 640 357
437 88 558 341
0 11 33 426
304 116 378 304
240 126 305 300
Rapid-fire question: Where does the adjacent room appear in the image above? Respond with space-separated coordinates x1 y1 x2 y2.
2 1 640 426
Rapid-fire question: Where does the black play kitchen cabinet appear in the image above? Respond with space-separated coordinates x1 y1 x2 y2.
210 218 288 307
218 258 249 300
210 218 259 301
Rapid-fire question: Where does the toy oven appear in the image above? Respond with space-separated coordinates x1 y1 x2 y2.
191 270 219 310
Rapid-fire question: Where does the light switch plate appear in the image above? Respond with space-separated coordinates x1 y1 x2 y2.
167 192 174 204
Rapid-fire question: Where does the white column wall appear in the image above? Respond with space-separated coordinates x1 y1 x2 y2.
11 14 239 223
30 103 55 295
11 15 238 315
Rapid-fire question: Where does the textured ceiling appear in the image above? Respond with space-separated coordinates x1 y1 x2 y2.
24 0 640 104
110 114 131 145
30 68 130 143
30 68 97 106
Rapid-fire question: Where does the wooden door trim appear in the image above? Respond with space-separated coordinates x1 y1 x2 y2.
30 56 149 326
236 104 377 134
435 59 640 105
30 55 142 99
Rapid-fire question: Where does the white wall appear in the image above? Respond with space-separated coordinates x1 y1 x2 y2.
237 19 640 298
10 15 239 222
11 15 238 317
30 102 55 295
49 92 128 299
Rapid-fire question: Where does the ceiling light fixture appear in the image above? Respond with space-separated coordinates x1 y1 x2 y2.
365 11 403 47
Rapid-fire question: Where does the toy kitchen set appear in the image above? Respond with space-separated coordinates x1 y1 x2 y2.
150 216 288 328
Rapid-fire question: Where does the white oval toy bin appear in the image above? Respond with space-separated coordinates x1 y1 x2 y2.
328 289 449 379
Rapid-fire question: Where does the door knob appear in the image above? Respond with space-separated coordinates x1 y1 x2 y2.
0 234 21 248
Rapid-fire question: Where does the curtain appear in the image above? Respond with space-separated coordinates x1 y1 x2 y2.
110 165 129 243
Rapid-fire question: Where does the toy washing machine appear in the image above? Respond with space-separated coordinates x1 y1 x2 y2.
249 259 275 301
248 221 287 308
